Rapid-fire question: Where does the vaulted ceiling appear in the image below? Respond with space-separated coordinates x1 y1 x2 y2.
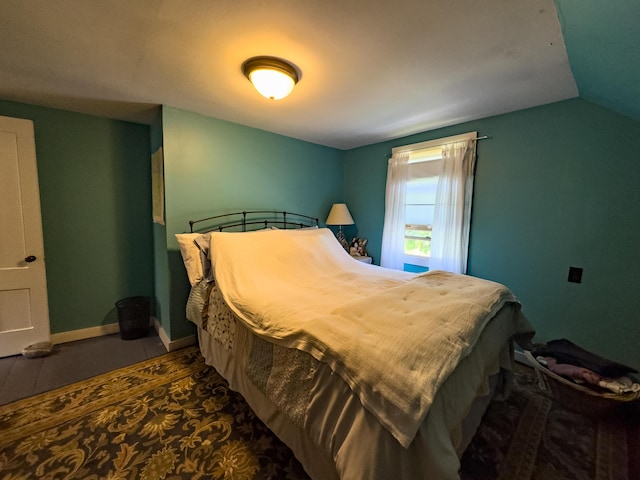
0 0 636 149
554 0 639 123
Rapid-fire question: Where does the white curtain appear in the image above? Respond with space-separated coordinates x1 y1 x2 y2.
380 152 410 269
429 139 476 274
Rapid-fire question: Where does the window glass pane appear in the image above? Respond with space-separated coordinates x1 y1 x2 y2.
406 176 438 203
405 204 434 225
402 151 440 263
404 225 432 258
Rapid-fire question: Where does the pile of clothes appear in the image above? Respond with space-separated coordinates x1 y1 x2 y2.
533 339 640 395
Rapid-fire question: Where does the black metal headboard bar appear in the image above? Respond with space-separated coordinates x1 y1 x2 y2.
189 210 319 233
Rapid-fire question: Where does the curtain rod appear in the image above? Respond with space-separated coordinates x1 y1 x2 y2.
386 135 490 158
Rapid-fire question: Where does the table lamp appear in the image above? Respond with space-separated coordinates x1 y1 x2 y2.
326 203 354 250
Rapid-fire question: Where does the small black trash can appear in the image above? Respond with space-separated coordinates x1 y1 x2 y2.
115 296 150 340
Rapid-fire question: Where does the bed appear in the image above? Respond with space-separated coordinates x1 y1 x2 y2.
177 211 535 480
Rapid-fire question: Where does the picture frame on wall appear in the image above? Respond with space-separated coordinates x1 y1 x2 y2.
151 147 165 225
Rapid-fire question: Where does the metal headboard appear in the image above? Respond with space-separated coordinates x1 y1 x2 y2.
189 210 319 233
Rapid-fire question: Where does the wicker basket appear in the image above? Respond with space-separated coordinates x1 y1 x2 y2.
523 351 640 416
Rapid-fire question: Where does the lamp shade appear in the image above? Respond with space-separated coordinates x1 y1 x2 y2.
326 203 354 226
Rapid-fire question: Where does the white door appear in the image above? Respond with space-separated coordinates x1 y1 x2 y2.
0 115 50 357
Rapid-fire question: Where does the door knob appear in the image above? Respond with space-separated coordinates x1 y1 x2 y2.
25 255 37 263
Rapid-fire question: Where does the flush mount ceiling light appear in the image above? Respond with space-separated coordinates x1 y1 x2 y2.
242 56 299 100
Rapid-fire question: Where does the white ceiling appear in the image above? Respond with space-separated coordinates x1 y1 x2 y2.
0 0 578 149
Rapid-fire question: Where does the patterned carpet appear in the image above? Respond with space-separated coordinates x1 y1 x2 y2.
0 346 631 479
460 363 630 480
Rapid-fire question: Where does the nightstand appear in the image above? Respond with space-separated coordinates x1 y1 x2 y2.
352 255 372 264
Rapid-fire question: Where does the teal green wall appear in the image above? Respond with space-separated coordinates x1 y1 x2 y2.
8 95 637 372
159 106 345 339
344 98 640 368
0 100 154 334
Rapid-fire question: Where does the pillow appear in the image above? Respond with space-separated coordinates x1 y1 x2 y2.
175 233 204 286
194 233 214 282
193 228 275 279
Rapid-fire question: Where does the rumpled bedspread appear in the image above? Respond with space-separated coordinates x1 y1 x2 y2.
209 228 534 447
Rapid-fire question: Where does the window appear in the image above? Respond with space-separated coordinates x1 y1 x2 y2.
403 146 442 268
380 132 477 273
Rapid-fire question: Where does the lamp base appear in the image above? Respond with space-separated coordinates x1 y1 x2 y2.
336 229 350 252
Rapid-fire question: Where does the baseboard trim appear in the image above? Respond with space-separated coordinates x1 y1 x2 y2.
50 318 195 353
152 318 196 352
51 323 120 344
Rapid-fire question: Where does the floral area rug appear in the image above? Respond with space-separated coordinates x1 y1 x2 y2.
0 346 307 480
0 347 630 480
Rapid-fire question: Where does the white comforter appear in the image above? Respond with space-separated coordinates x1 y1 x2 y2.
209 227 532 448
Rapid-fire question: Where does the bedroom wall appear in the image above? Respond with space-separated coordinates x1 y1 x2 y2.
343 98 640 369
158 106 345 340
0 100 154 335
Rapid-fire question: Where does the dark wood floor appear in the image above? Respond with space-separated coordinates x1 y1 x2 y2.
0 331 167 405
